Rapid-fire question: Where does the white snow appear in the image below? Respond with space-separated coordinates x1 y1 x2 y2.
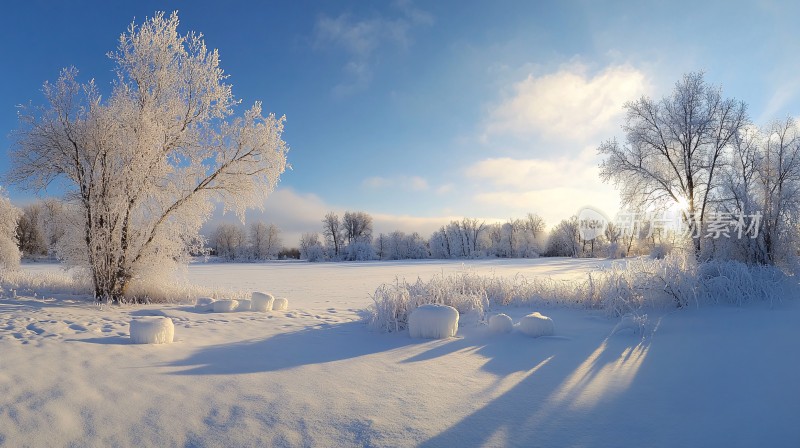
251 291 274 312
518 312 555 337
488 313 513 333
272 297 288 311
212 299 239 313
408 304 459 339
129 317 175 344
0 258 798 447
195 297 215 311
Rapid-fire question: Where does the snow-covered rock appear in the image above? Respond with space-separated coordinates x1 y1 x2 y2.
489 313 513 334
237 299 252 311
213 299 239 313
408 304 459 339
194 297 215 311
518 312 554 337
273 297 289 311
251 292 274 312
129 317 174 344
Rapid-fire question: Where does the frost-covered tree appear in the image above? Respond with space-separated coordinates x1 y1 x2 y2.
718 118 800 264
299 232 325 262
545 216 580 257
16 204 48 257
250 222 281 260
322 212 343 259
0 189 22 270
342 211 373 246
213 223 247 261
599 72 748 256
9 12 288 299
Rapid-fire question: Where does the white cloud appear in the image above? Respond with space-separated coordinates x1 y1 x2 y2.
485 63 650 143
363 175 429 191
465 149 620 228
314 2 432 95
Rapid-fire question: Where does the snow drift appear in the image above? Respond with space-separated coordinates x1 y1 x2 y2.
518 312 554 337
488 313 513 333
408 304 459 339
129 317 174 344
251 292 274 312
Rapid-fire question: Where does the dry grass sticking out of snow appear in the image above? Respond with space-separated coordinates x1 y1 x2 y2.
366 255 795 333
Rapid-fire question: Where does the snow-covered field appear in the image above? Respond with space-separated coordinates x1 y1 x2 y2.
1 259 798 447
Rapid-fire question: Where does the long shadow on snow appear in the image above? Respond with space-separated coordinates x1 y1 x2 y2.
167 321 416 375
419 332 654 447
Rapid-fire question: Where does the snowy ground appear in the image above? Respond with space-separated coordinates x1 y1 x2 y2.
1 259 798 447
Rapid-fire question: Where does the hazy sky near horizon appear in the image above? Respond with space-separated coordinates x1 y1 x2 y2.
2 0 800 244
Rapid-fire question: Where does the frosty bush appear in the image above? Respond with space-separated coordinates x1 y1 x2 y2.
366 255 794 332
0 190 22 271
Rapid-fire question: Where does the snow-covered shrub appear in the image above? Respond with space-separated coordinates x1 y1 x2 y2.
367 273 489 333
129 317 174 344
488 313 513 333
0 190 22 270
213 299 239 313
518 312 554 337
408 304 459 339
365 254 794 332
273 297 288 311
251 292 274 312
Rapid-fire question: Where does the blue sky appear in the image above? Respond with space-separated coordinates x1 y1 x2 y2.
2 1 800 244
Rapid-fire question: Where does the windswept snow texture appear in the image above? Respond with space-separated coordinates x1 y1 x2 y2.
129 316 174 344
0 258 798 447
408 304 459 339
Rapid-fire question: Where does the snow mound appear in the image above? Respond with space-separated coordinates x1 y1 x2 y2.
212 299 239 313
273 297 289 311
408 304 459 339
612 313 647 335
129 317 174 344
237 299 252 311
251 292 274 312
518 312 554 337
195 297 215 311
488 313 513 333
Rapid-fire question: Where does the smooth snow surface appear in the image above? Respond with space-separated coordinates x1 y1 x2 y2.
1 258 798 447
212 299 238 313
518 312 555 337
129 317 174 344
408 304 459 339
489 313 514 334
273 297 289 311
251 291 274 312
